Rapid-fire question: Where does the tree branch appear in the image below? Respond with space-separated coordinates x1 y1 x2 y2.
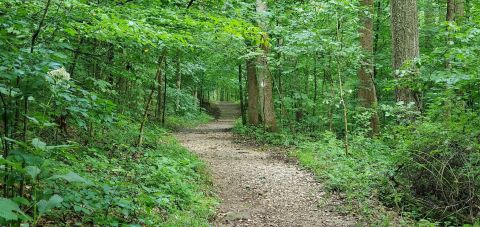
31 0 51 53
187 0 196 9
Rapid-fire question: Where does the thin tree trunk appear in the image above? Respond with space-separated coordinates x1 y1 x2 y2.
106 44 115 84
138 61 163 146
155 50 167 121
239 64 247 125
373 0 382 79
31 0 51 53
359 0 380 136
175 52 181 113
246 56 259 125
336 16 349 155
162 56 168 126
1 93 10 197
446 0 455 70
68 37 84 78
313 55 318 116
137 87 155 147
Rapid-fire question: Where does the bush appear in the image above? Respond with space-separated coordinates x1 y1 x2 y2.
392 121 480 224
292 132 401 224
235 118 480 225
0 116 217 226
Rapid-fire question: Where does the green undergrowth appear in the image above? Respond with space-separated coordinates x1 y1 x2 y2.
2 115 217 226
60 117 216 225
165 112 213 131
233 121 401 225
233 120 480 226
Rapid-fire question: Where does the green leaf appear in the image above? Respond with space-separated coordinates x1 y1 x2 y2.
49 172 88 184
64 27 77 36
0 198 22 221
25 166 41 180
26 116 40 125
12 197 30 206
31 138 47 151
37 195 63 215
47 195 63 209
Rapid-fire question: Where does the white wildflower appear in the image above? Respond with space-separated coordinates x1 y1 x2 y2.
47 67 71 81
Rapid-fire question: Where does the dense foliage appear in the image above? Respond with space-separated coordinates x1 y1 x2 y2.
0 0 234 225
1 0 480 225
234 0 480 225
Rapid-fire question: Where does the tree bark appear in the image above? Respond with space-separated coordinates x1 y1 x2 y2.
68 37 84 78
256 0 277 132
359 0 380 135
175 51 181 113
137 87 155 147
246 56 259 125
162 57 168 126
336 16 349 155
313 55 318 116
31 0 51 53
446 0 466 24
155 50 167 121
391 0 421 106
238 64 247 125
447 0 456 22
455 0 465 21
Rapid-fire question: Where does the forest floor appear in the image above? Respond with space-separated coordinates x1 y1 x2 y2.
175 102 357 226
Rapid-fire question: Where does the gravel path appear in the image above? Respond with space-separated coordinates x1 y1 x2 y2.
175 103 357 227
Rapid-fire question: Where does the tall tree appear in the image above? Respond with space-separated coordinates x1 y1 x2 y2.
175 51 182 112
256 0 277 132
246 55 259 125
453 0 465 21
447 0 456 22
447 0 465 23
390 0 421 106
358 0 380 135
239 64 247 125
156 50 167 121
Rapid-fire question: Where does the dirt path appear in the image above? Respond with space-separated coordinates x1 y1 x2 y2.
175 103 357 226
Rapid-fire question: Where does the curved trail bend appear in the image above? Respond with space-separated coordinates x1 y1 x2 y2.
175 102 356 226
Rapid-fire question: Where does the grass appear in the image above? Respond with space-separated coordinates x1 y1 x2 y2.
165 112 213 131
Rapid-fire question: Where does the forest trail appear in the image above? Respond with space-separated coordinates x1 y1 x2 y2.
175 102 357 226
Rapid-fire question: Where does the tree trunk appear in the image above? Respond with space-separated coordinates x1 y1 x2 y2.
446 0 456 70
447 0 456 22
336 16 349 155
238 64 247 125
175 51 181 112
455 0 465 20
391 0 421 106
373 0 382 79
246 56 259 125
256 0 277 132
359 0 380 135
68 37 84 78
137 87 155 147
162 57 168 126
424 0 435 51
155 50 167 121
313 55 318 116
